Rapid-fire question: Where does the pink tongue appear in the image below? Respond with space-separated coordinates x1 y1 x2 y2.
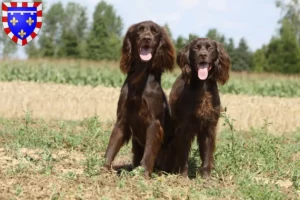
140 47 152 61
197 64 209 80
198 68 208 80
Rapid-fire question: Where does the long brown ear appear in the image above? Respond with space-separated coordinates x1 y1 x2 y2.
120 25 135 74
176 43 191 83
213 41 231 85
152 27 176 73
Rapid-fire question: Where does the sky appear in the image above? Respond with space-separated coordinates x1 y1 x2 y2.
12 0 283 58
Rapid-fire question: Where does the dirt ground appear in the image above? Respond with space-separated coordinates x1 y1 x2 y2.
0 147 135 200
0 80 299 133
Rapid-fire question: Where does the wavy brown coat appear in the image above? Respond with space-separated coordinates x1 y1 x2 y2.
104 20 176 177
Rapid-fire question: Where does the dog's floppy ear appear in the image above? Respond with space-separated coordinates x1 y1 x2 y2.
152 27 176 73
176 43 191 83
120 25 135 74
213 41 231 85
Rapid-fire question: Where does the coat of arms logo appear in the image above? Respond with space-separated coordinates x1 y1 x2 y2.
2 2 42 46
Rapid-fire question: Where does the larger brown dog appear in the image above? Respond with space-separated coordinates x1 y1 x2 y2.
104 21 175 177
156 38 231 179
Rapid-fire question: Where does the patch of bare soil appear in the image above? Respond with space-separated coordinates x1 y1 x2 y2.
0 147 86 175
0 147 133 199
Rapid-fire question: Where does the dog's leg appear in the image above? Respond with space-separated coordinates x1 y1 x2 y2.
176 141 192 178
197 127 216 179
180 162 189 178
104 121 131 169
171 126 193 178
156 125 192 178
140 120 163 177
156 126 192 178
132 139 144 168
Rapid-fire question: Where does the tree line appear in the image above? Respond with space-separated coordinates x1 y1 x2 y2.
1 0 299 74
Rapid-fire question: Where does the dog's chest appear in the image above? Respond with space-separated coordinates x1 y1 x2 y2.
183 91 216 122
127 98 151 145
127 95 150 126
196 91 214 117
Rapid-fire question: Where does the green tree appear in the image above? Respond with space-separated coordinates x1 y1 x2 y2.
175 35 187 52
251 0 300 74
253 45 268 72
37 2 64 57
226 38 235 53
25 40 40 58
59 30 80 58
225 38 235 59
225 38 239 71
187 33 199 42
265 19 300 73
173 33 198 53
86 1 123 60
58 2 88 58
206 28 226 43
231 38 253 71
276 0 300 44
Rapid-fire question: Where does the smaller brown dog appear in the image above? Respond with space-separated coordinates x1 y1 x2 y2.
156 38 231 179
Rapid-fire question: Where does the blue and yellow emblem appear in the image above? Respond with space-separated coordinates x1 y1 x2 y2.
2 2 42 46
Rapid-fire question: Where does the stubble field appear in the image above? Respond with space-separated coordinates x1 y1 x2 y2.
0 80 300 133
0 59 299 199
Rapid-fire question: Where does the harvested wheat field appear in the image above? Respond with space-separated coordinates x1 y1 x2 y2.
0 81 299 134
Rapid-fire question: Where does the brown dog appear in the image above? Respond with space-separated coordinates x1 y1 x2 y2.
156 38 231 179
104 21 175 177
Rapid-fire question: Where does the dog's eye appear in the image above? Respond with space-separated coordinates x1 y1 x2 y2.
138 26 144 32
208 46 214 51
194 46 199 50
151 28 158 34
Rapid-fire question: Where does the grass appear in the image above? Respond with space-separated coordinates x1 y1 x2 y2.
0 113 299 199
1 58 300 97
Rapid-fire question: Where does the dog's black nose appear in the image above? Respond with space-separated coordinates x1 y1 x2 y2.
143 35 151 41
199 52 207 59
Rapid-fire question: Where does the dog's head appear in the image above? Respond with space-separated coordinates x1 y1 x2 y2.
177 38 231 85
120 20 175 74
